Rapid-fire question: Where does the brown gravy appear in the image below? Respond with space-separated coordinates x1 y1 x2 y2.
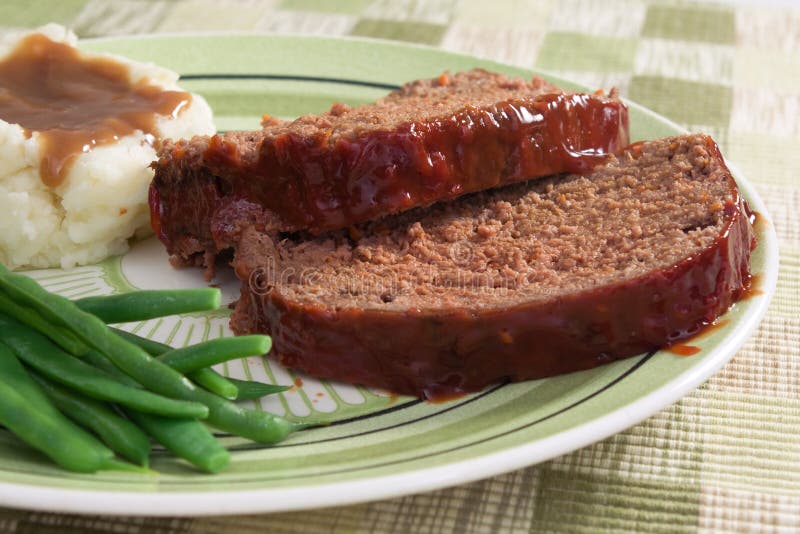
0 33 190 187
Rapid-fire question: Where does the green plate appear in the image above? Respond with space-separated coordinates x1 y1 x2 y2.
4 34 778 516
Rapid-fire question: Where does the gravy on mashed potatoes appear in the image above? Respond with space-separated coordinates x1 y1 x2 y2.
0 24 215 270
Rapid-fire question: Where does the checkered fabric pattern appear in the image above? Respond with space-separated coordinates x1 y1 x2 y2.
1 0 799 531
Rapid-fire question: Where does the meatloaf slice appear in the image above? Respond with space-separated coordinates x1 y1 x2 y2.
230 134 755 399
150 69 629 269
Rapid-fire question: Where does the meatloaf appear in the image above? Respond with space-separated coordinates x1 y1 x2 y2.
150 69 629 269
230 134 755 399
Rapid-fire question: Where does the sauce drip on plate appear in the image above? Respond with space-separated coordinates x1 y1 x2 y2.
0 32 191 187
667 344 701 357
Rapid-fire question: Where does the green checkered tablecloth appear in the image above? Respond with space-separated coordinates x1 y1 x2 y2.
1 0 798 531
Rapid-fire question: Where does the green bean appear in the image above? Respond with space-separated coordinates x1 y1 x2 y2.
83 351 230 473
158 336 271 374
0 270 208 400
7 272 237 399
83 349 148 388
0 291 88 355
31 372 152 467
85 348 302 442
195 387 305 441
189 368 239 400
110 327 171 355
0 344 116 473
0 342 60 418
110 328 238 399
0 268 301 443
228 378 291 401
0 353 145 471
0 266 66 326
0 314 208 419
74 289 221 323
128 412 229 473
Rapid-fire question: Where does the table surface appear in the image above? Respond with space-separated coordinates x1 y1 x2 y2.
1 0 799 532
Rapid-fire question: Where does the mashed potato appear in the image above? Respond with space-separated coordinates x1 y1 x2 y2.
0 25 215 270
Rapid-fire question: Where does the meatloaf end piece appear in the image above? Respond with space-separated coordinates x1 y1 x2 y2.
150 69 629 269
230 134 755 399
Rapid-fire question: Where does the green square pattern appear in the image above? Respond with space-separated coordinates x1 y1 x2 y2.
155 0 263 32
533 469 701 532
642 5 735 44
536 32 637 72
533 398 705 532
279 0 372 15
629 75 732 127
349 18 446 46
0 0 85 27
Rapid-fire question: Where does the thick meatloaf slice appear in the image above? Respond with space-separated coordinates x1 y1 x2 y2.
230 134 755 398
150 69 629 269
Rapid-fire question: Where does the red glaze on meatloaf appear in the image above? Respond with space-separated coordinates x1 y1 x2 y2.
230 135 755 399
150 69 629 269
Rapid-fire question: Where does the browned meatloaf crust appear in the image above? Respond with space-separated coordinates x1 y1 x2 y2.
150 69 629 269
230 134 755 399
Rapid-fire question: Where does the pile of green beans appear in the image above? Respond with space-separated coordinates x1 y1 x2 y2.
0 264 300 474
